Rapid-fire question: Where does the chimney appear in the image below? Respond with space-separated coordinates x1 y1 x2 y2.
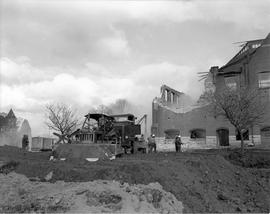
209 66 219 84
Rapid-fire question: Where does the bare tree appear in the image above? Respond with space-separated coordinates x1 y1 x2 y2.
45 103 79 143
205 87 267 155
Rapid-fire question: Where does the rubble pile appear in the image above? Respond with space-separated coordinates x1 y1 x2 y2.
0 172 183 213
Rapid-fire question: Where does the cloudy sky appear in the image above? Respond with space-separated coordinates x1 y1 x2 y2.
0 0 270 136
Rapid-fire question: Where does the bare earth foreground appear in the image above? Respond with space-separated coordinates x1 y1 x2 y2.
0 146 269 213
0 173 183 213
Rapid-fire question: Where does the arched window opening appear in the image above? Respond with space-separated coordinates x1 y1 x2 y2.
190 129 206 139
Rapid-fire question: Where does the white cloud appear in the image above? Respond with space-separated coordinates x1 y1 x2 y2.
29 1 200 21
0 84 41 112
99 36 130 56
0 72 133 134
23 0 269 29
0 57 204 135
131 62 203 100
83 1 203 23
98 27 130 57
0 69 133 111
2 0 269 136
0 57 56 84
197 0 270 30
85 62 109 76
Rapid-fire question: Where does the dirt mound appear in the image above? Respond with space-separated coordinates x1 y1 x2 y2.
225 149 270 168
0 146 269 213
0 172 183 213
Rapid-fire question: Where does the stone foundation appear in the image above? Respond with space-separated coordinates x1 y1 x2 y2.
156 135 261 152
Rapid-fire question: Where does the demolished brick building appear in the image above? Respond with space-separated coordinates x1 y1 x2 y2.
152 33 270 150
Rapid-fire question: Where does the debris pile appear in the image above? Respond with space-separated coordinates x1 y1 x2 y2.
0 172 183 213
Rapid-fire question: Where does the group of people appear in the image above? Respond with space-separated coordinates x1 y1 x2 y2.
147 134 183 153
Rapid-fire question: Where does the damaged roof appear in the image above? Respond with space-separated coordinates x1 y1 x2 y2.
218 33 270 73
161 84 183 95
226 39 263 67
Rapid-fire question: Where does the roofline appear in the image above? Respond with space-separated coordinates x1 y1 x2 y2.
220 38 263 70
217 70 242 76
219 48 257 71
110 113 135 118
234 38 264 45
84 113 113 120
161 84 183 95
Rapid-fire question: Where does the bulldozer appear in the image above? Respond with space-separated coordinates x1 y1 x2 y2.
53 113 148 160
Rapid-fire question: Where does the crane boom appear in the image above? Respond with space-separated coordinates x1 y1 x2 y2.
136 114 147 137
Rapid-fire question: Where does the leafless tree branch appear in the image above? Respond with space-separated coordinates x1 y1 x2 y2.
201 86 267 154
45 103 79 139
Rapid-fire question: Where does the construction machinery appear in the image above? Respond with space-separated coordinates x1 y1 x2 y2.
110 114 147 153
53 113 148 160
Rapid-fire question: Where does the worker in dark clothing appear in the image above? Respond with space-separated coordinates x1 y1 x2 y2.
130 141 134 154
148 134 157 153
175 135 183 152
22 135 29 150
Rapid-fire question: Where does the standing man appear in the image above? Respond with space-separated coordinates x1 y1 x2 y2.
148 134 157 153
22 135 29 151
175 135 183 152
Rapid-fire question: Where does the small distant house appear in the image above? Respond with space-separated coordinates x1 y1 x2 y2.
31 137 55 151
0 109 32 150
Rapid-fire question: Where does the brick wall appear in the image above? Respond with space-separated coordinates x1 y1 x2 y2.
152 34 270 148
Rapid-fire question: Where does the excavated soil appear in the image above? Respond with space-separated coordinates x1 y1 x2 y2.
0 145 270 213
0 173 183 213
